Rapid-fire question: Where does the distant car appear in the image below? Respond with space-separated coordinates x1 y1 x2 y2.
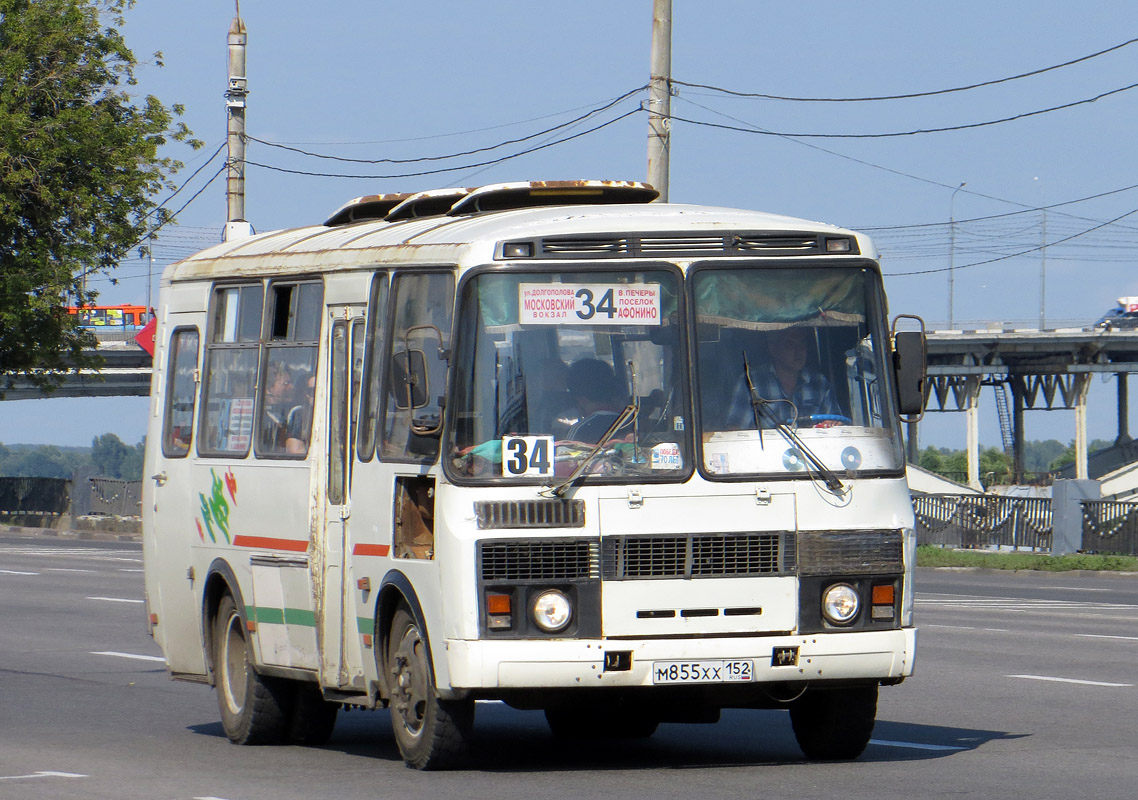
1095 308 1138 330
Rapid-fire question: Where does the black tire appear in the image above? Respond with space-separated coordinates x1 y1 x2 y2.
213 593 290 745
789 684 878 761
544 706 659 739
288 683 339 746
386 605 473 770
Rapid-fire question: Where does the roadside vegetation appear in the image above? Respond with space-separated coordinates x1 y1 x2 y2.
917 544 1138 572
0 433 143 481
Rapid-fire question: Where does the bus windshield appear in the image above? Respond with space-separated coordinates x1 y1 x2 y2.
448 268 690 483
693 264 904 478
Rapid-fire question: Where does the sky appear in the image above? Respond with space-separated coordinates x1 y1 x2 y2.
4 0 1138 454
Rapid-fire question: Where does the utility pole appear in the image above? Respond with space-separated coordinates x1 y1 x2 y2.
225 3 252 241
1039 207 1047 329
646 0 672 202
948 182 965 328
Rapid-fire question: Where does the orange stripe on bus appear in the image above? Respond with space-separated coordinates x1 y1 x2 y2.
352 543 391 557
232 535 309 552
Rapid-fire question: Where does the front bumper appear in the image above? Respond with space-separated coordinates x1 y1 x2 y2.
444 626 916 690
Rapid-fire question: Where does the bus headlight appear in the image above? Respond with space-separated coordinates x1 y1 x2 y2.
532 590 572 633
821 583 860 625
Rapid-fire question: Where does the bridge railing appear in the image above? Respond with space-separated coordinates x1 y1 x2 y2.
913 494 1053 552
1080 500 1138 556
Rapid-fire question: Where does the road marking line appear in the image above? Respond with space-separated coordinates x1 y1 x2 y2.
1008 674 1133 687
1075 633 1138 642
0 569 38 575
922 624 1010 632
92 651 165 663
0 771 88 781
87 596 144 604
47 568 95 573
870 739 966 751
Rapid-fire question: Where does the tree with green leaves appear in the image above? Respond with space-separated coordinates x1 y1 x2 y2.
0 0 200 396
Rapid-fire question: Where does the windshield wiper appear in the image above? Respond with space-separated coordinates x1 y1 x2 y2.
742 352 845 493
543 399 639 498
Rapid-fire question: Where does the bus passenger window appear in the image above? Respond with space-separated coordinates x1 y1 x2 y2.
199 284 263 457
162 328 200 457
256 280 323 458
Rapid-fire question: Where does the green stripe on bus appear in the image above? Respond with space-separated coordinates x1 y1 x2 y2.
248 606 317 627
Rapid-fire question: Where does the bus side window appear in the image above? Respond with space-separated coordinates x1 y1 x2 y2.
256 280 323 458
199 284 263 457
380 272 454 462
162 327 200 457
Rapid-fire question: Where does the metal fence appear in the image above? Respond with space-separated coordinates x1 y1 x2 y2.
1079 501 1138 556
85 478 143 518
913 494 1053 552
0 477 70 517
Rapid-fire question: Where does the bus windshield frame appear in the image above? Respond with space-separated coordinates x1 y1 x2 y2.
445 263 693 487
691 259 905 481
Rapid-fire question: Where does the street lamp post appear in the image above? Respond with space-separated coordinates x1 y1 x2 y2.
948 182 966 329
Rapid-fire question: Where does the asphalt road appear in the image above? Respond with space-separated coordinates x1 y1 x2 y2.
2 535 1136 800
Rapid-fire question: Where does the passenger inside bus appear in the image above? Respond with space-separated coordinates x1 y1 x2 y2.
722 326 844 429
285 373 316 454
563 358 631 443
261 363 303 453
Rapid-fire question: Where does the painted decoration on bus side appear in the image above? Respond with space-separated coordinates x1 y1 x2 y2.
519 283 661 326
196 467 238 544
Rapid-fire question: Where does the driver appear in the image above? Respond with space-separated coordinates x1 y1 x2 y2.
725 326 842 429
564 358 629 443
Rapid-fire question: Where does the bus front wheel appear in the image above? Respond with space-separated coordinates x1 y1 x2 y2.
788 684 878 760
213 593 290 744
386 605 473 769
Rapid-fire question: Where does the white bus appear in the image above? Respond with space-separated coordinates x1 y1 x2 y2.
142 180 925 769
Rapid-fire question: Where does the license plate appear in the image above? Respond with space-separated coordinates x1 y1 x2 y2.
652 659 753 684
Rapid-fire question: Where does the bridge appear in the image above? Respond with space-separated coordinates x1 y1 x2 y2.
917 324 1138 488
1 331 153 401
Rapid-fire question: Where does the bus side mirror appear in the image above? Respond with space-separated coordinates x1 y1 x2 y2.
892 330 926 418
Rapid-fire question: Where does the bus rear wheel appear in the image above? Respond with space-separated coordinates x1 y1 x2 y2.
213 593 289 745
788 684 878 761
386 605 473 769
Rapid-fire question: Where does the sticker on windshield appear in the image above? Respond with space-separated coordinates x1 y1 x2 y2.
651 443 683 470
519 283 661 326
501 435 555 476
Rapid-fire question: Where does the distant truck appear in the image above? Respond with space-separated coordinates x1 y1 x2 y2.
1095 297 1138 330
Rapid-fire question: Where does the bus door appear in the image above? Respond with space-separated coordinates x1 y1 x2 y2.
147 318 209 676
318 305 367 690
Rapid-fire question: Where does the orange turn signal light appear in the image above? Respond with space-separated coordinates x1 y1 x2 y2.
872 585 895 605
486 593 512 615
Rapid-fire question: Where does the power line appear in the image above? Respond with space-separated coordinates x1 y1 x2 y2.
245 86 646 165
672 94 1138 235
886 207 1138 276
244 108 641 180
140 141 226 223
860 182 1138 231
266 92 654 146
672 36 1138 102
665 82 1138 139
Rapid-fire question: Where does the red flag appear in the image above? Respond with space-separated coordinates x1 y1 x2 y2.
134 316 157 356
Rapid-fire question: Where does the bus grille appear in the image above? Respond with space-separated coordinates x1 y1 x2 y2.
797 530 904 576
601 532 796 580
528 232 856 259
479 539 599 581
474 499 585 529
